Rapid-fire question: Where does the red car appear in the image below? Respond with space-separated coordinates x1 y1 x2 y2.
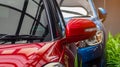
0 0 97 67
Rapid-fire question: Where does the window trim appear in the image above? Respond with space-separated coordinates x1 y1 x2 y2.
43 0 65 40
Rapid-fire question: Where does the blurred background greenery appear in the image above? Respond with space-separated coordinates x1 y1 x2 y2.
106 32 120 67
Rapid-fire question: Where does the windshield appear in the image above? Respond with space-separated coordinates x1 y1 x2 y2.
58 0 93 18
0 0 52 44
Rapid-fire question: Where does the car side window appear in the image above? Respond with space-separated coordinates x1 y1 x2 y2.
31 5 51 42
36 10 51 42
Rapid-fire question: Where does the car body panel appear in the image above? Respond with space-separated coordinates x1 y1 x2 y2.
0 39 75 67
0 42 56 67
61 0 106 67
65 16 105 64
0 0 76 67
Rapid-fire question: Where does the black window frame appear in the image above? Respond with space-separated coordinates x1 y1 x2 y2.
0 0 46 35
29 0 53 42
0 0 53 43
43 0 66 40
0 0 65 43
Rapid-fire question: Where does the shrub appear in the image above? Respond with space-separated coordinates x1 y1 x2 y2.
106 33 120 67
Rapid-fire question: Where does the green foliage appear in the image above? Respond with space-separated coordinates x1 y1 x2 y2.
75 54 78 67
106 32 120 67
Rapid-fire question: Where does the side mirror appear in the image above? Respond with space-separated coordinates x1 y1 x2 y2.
98 7 107 22
65 18 97 43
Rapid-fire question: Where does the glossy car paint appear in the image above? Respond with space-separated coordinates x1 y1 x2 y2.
0 0 75 67
0 0 98 67
64 17 105 67
62 0 106 67
0 40 75 67
66 18 97 43
0 18 97 67
77 0 106 67
0 17 98 67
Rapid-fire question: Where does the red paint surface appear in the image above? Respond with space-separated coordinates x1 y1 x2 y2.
66 18 97 42
0 39 75 67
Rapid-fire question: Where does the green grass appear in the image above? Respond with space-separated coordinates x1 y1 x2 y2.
106 32 120 67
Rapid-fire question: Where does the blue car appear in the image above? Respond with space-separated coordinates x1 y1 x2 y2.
59 0 107 67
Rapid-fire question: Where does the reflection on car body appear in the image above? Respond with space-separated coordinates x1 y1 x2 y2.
0 0 97 67
59 0 106 67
